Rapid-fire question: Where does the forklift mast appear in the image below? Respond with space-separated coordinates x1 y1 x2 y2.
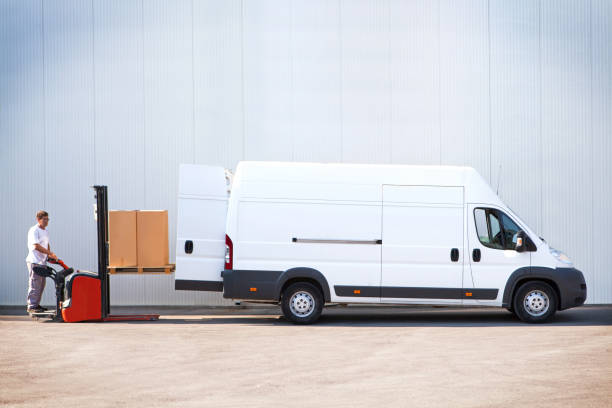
94 185 110 318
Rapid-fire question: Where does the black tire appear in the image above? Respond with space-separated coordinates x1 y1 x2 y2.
512 281 558 323
281 282 324 324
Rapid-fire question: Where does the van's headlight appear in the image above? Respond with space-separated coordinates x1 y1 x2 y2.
550 248 573 265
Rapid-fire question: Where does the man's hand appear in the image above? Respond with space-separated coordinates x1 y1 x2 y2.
48 252 57 260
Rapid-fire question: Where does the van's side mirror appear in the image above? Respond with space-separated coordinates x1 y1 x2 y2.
515 230 537 252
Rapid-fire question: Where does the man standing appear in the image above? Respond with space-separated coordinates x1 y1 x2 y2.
26 210 57 313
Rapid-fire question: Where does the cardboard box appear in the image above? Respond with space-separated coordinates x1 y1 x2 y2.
108 210 138 267
136 210 169 267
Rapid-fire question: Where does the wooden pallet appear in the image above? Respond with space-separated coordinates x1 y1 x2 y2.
108 264 175 275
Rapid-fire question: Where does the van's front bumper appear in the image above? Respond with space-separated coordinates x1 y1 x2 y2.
557 267 587 310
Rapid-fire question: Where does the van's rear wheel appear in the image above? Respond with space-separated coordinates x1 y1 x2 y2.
281 282 323 324
512 281 558 323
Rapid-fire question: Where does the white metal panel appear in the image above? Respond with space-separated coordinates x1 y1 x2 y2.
540 0 593 289
1 1 612 305
234 198 382 301
193 0 243 169
91 0 149 310
292 0 342 162
439 0 490 181
93 0 145 209
0 0 46 305
140 1 231 305
489 0 541 232
340 0 391 163
42 1 98 309
382 185 463 205
242 0 293 161
389 0 441 165
239 181 380 203
142 0 193 256
590 0 612 305
236 161 501 203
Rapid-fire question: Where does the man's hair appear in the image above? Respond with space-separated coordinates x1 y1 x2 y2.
36 210 49 220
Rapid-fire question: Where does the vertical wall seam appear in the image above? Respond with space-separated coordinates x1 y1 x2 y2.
290 0 295 162
388 0 392 164
141 0 146 206
41 0 46 208
538 0 543 234
339 0 343 162
191 0 196 164
487 0 492 183
91 0 97 183
589 0 594 294
437 0 442 165
240 0 246 161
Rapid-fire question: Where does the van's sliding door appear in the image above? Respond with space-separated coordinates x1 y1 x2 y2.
381 185 464 304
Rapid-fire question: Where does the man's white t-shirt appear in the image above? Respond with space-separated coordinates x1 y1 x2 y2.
26 225 49 265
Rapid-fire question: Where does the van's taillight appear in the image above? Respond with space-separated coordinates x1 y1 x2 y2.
225 234 233 270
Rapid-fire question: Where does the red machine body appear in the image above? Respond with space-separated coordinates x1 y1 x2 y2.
61 274 102 323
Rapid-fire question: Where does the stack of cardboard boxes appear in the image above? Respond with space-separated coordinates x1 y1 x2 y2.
108 210 170 272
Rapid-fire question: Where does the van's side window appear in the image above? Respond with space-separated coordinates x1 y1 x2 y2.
474 209 489 244
500 213 520 250
474 208 522 250
487 211 504 249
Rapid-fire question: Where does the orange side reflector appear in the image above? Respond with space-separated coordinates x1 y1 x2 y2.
250 287 257 292
354 289 361 294
465 292 472 297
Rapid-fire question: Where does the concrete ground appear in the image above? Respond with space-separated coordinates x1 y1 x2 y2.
0 305 611 408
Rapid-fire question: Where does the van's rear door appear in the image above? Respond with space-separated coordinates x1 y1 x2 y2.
175 164 228 291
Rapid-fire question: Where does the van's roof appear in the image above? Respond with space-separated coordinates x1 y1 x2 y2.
235 161 502 205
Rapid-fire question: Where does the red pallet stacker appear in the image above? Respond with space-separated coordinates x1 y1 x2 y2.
30 186 159 323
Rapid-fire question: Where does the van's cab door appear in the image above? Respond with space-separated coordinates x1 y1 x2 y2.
466 204 531 305
175 164 229 291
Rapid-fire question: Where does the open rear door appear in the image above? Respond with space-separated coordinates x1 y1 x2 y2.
175 164 229 291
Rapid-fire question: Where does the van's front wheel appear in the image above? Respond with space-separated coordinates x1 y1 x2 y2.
512 281 558 323
281 282 323 324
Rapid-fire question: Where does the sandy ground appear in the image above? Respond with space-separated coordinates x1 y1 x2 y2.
0 305 611 408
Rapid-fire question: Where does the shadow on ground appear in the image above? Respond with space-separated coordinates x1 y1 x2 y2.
152 306 612 327
3 305 609 327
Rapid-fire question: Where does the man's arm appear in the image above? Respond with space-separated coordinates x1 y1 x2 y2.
34 244 56 259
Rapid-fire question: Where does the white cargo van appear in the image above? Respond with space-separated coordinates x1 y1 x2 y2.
175 162 586 324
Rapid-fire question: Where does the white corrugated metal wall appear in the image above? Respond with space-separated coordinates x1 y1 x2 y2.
1 0 610 305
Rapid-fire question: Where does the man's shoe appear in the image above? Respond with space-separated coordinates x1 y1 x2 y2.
27 306 44 313
38 306 48 311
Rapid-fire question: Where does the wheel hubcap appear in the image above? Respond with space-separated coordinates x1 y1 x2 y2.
523 290 550 317
289 291 315 318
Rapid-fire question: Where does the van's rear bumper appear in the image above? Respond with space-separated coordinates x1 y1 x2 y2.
221 269 282 301
557 267 587 310
175 279 223 291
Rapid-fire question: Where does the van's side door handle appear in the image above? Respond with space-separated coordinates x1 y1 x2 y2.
185 240 193 254
450 248 459 262
472 248 481 262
